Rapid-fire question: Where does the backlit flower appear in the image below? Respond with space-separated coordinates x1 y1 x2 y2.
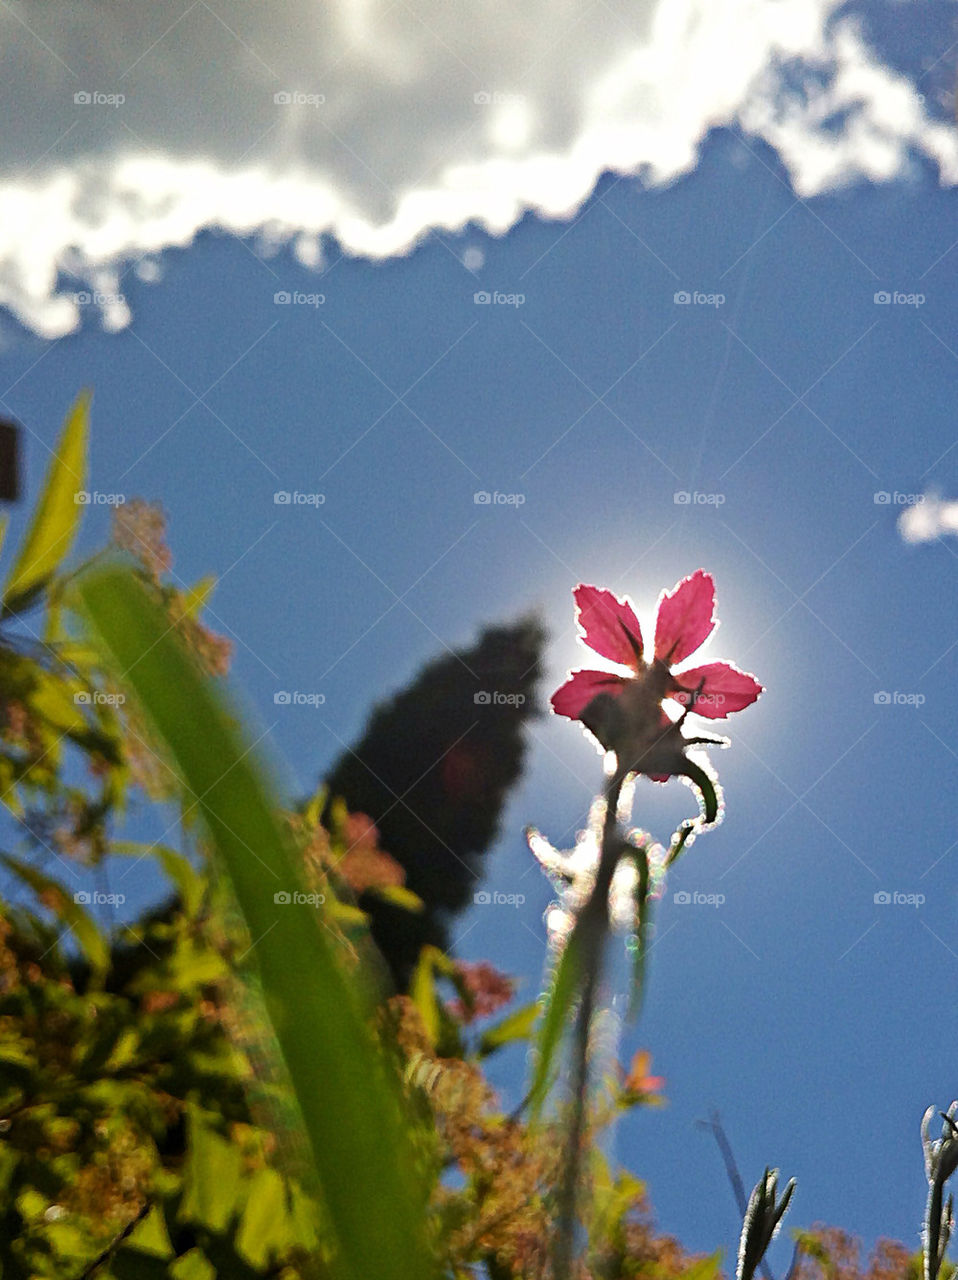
552 571 762 781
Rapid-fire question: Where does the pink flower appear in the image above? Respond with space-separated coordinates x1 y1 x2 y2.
552 571 762 781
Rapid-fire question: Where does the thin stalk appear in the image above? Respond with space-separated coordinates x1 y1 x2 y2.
927 1176 945 1280
553 767 626 1280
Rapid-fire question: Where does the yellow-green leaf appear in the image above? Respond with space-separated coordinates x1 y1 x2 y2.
368 884 425 913
179 574 216 619
236 1167 290 1268
0 852 109 979
529 918 586 1118
179 1108 245 1233
3 391 90 615
411 946 443 1046
169 1249 215 1280
125 1206 173 1259
479 1001 539 1058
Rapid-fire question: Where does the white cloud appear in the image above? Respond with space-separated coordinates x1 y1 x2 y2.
1 0 954 337
899 496 958 544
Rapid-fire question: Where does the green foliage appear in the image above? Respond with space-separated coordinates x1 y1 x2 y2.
3 391 89 617
528 917 586 1119
623 843 651 1021
411 944 463 1054
75 566 436 1280
0 852 110 980
0 890 314 1280
477 1001 539 1059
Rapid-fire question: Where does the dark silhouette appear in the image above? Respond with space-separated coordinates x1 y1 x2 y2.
0 419 20 502
322 615 546 988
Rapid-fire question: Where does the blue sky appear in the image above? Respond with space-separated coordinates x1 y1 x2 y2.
3 0 958 1269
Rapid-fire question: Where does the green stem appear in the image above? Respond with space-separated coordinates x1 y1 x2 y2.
553 766 626 1280
928 1177 945 1280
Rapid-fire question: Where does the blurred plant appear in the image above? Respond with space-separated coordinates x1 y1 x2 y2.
619 1050 666 1109
791 1226 944 1280
321 613 545 987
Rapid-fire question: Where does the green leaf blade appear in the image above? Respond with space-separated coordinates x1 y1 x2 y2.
3 391 90 615
528 920 585 1118
75 565 435 1280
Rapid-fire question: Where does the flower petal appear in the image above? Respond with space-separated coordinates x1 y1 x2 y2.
653 570 717 664
551 668 629 720
669 661 763 719
573 584 644 670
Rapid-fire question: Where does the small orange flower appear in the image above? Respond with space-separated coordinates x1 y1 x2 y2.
622 1049 666 1103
